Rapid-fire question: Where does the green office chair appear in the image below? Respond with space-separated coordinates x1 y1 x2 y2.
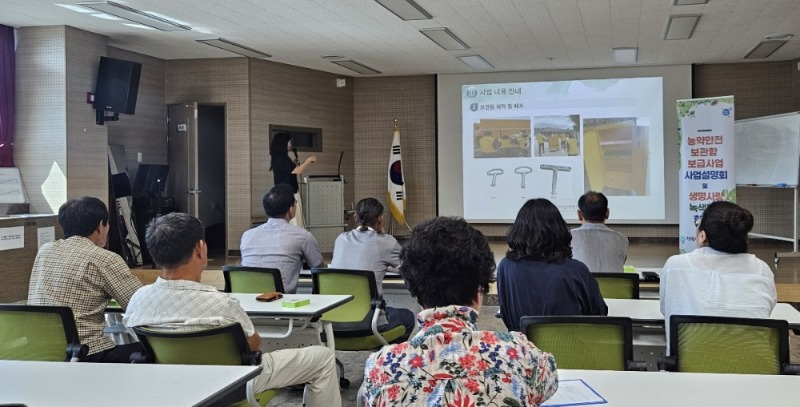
311 268 408 387
0 304 88 362
593 273 640 299
658 315 800 375
223 265 284 293
131 323 277 407
520 316 646 371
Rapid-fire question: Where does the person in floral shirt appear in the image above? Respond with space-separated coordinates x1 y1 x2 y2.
361 217 558 406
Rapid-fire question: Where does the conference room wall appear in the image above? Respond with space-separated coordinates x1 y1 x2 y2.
106 47 168 178
165 58 250 252
14 26 108 214
694 61 800 241
351 62 799 239
248 58 355 222
352 76 437 235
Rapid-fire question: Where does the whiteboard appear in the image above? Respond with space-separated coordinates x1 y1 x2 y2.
735 112 800 186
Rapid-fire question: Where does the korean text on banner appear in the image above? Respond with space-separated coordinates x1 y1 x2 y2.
677 96 736 253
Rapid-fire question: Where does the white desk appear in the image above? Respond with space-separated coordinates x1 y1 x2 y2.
605 298 800 327
550 369 798 407
0 360 261 407
231 293 353 351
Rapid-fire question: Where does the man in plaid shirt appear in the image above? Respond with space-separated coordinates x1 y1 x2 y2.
28 196 143 362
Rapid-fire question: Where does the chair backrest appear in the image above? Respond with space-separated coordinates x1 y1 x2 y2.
521 316 633 370
0 304 83 362
132 323 258 366
593 273 639 299
311 268 377 327
669 315 788 374
223 265 284 293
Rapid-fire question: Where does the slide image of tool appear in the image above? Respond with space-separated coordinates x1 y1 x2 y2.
540 164 571 198
487 168 504 187
514 166 533 188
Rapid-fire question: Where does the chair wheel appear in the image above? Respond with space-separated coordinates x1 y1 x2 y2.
339 377 350 388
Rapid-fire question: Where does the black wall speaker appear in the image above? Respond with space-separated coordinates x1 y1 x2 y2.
93 56 142 115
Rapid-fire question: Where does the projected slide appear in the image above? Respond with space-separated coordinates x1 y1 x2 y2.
462 77 664 222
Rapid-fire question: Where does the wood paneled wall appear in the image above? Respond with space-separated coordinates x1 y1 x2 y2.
15 26 108 214
249 59 354 220
165 58 250 251
694 60 800 240
352 76 437 236
107 47 167 177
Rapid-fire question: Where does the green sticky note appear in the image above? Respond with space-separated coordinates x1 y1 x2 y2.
282 299 310 308
623 265 636 273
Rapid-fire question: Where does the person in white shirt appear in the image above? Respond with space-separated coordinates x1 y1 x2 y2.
124 213 341 407
660 201 777 347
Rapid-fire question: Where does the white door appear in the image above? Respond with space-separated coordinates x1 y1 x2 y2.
167 103 199 217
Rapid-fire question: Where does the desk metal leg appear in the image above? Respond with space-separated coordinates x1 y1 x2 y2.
323 321 336 351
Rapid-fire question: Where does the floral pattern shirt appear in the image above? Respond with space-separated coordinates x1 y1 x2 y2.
362 305 558 407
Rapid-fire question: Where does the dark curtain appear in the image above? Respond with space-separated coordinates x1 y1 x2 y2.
0 24 15 167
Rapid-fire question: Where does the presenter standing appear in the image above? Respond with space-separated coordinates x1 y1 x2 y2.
269 132 316 227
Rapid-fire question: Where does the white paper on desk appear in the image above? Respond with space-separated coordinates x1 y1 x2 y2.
38 226 55 249
0 226 24 250
541 379 607 407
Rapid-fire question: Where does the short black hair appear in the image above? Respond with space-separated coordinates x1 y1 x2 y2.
400 217 496 308
506 198 572 263
145 213 205 269
698 201 753 254
578 191 608 222
262 184 295 218
355 198 383 230
58 196 108 238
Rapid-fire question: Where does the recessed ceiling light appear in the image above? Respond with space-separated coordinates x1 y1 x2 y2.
744 40 789 59
672 0 710 5
331 60 381 75
91 13 123 21
764 33 794 40
420 28 469 51
457 55 493 70
612 47 638 64
664 14 701 40
197 38 272 58
79 1 191 31
123 23 155 30
375 0 432 21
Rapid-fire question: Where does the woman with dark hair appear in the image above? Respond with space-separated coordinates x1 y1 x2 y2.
330 197 415 342
660 201 776 333
269 132 316 226
361 217 558 406
497 198 607 331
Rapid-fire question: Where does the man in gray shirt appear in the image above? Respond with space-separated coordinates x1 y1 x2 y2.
240 184 326 293
571 191 629 274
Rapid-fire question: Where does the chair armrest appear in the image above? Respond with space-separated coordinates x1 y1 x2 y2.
370 299 390 347
626 360 648 371
657 356 677 372
129 351 150 363
242 350 263 366
66 343 89 362
781 363 800 375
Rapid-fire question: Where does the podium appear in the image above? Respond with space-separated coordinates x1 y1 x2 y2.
302 176 344 253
